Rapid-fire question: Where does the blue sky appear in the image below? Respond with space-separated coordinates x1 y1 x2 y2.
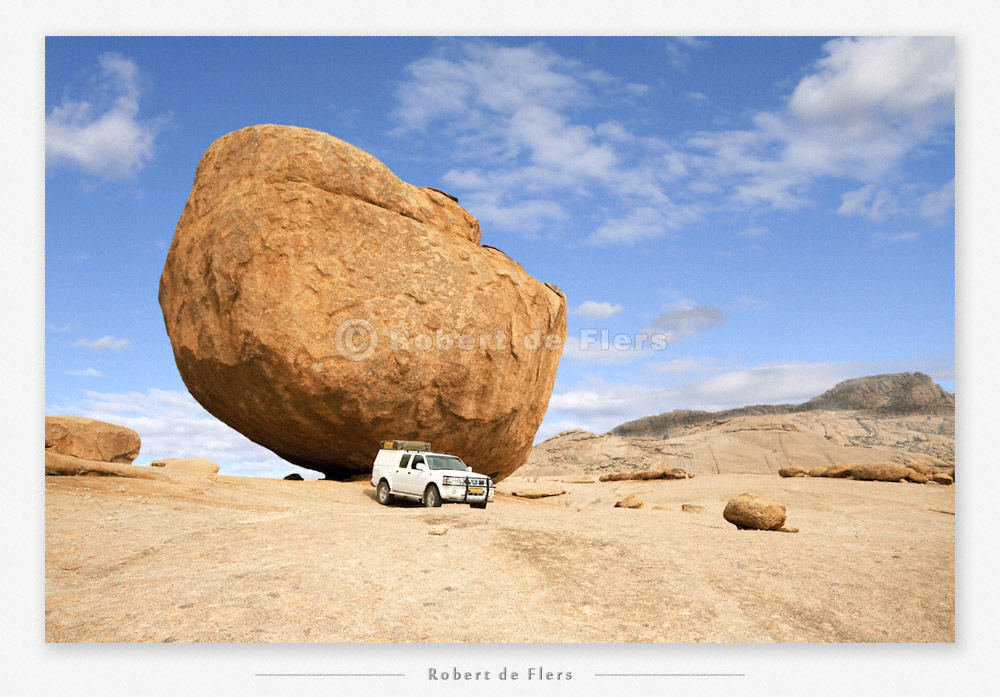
44 36 955 477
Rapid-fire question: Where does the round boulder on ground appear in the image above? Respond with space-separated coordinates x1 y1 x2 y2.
931 472 954 485
45 416 141 464
723 493 787 531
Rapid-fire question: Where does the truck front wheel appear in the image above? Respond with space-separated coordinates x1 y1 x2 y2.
423 484 442 508
376 480 393 505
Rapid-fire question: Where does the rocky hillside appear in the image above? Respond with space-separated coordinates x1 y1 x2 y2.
612 372 953 439
523 373 954 478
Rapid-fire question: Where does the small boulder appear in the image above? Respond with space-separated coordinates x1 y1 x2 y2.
852 463 910 482
906 469 929 484
45 416 141 464
808 467 830 477
615 494 645 509
931 472 954 485
662 468 689 480
681 504 707 514
283 473 304 480
778 466 809 478
149 457 220 474
723 493 787 531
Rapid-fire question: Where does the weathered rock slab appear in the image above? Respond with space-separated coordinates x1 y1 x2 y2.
149 457 220 474
45 416 141 464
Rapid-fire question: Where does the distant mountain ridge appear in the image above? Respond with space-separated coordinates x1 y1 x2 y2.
611 372 953 440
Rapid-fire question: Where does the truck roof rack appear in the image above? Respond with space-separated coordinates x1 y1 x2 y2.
380 439 431 452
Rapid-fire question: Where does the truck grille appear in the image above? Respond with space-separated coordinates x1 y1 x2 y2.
468 478 487 486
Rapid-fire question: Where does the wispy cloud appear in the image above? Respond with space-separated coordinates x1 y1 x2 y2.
65 368 102 377
665 36 711 71
918 179 955 221
837 184 899 222
737 225 769 239
574 300 624 318
685 37 954 214
391 38 952 245
873 231 920 246
46 323 70 333
650 301 723 343
72 335 130 351
51 389 317 478
392 41 698 242
46 52 168 180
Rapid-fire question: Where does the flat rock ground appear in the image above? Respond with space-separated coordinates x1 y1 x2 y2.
45 471 954 643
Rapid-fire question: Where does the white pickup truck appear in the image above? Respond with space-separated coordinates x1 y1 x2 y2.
371 440 495 509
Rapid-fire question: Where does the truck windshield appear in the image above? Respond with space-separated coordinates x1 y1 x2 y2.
426 455 468 471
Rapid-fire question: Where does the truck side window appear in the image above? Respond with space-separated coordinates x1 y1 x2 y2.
398 454 411 468
410 455 424 469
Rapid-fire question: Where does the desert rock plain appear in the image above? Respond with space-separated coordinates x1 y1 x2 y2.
45 372 954 643
46 128 954 643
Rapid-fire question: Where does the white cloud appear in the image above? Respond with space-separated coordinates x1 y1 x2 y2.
392 38 952 243
46 52 166 179
837 184 899 222
665 36 711 70
650 301 724 343
65 368 102 377
47 323 70 333
873 231 920 245
72 335 130 351
574 300 624 318
393 41 697 241
686 37 954 214
918 179 955 221
587 204 696 245
737 225 769 239
51 389 318 478
686 91 708 103
646 356 721 375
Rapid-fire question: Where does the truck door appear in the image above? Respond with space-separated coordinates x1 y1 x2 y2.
394 453 411 493
400 454 425 495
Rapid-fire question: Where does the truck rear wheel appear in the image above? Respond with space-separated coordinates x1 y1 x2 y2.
423 484 442 508
376 480 393 505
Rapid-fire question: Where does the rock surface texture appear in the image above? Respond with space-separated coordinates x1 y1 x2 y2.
45 416 141 464
160 125 566 481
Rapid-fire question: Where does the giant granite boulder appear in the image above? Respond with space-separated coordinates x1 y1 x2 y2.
159 125 566 481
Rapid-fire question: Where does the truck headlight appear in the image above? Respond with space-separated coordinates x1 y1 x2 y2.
442 476 465 486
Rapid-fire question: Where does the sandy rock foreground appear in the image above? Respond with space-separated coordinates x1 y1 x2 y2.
45 470 953 643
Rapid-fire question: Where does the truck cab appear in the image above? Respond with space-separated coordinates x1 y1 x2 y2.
370 440 495 509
